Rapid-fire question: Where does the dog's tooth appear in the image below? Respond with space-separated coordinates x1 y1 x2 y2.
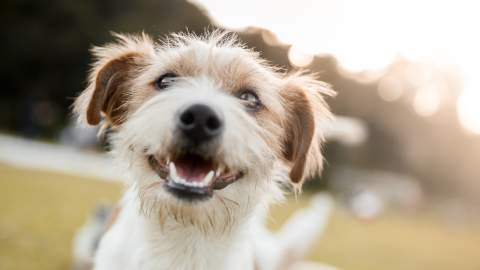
169 162 177 179
204 171 215 185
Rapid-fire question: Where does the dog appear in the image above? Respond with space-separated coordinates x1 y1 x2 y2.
73 31 335 270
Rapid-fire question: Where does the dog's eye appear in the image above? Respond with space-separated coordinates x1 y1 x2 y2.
238 89 262 111
155 73 178 90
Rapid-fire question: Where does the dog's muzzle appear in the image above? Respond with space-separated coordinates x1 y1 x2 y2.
146 103 243 202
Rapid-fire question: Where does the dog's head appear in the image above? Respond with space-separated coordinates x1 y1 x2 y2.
74 31 333 228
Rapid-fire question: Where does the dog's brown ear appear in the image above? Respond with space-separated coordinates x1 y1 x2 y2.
281 74 334 185
85 53 139 125
74 34 154 126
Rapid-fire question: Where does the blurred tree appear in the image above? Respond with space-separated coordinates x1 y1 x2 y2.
1 0 212 137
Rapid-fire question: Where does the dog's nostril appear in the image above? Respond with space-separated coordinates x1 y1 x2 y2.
180 111 195 127
206 116 220 131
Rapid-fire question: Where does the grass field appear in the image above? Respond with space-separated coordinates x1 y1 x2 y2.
1 163 479 270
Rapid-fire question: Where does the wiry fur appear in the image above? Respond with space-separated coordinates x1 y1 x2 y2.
74 30 334 270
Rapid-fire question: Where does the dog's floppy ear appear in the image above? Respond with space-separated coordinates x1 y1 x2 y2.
83 53 138 126
281 74 334 186
74 33 154 126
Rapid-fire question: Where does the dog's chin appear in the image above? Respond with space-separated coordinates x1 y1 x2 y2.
147 153 244 202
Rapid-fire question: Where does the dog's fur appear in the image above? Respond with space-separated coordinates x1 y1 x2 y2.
74 31 334 270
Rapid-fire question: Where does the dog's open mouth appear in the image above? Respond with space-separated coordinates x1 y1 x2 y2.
147 153 243 201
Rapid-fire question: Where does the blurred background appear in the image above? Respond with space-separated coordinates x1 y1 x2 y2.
1 0 480 269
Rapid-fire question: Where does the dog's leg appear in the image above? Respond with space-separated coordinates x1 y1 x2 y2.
72 204 114 270
255 193 334 270
277 193 333 261
275 193 333 269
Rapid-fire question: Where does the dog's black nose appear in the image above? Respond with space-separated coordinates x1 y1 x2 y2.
178 104 223 144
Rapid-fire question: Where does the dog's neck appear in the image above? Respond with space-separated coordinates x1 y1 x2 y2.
96 188 257 270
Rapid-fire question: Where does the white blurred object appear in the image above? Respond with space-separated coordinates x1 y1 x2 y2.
255 193 334 270
0 134 123 182
330 167 423 218
72 205 113 270
59 122 99 149
350 191 384 219
320 116 368 146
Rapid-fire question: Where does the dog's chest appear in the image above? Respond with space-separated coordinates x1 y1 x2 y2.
94 203 254 270
138 236 252 270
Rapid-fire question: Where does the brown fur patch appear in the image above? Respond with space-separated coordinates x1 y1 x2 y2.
281 86 316 184
86 53 142 126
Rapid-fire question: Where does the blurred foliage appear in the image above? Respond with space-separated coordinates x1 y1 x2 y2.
1 0 211 137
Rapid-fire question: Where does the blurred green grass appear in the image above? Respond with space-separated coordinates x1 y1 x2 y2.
1 163 479 270
0 164 122 270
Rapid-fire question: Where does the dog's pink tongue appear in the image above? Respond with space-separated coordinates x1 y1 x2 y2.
175 154 213 182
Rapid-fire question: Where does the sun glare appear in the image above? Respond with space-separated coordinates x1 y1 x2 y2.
458 85 480 135
413 86 441 117
288 45 314 67
191 0 480 134
377 76 404 102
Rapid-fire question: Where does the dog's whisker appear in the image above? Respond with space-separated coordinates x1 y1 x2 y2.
218 195 240 208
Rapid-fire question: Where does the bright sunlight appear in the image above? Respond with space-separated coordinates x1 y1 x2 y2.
191 0 480 134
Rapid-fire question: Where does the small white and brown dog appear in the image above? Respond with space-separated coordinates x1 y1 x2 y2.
74 31 335 270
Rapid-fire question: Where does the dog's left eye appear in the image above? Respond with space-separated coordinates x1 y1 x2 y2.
155 73 178 90
237 89 262 111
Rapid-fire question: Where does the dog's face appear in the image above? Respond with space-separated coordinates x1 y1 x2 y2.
75 32 333 228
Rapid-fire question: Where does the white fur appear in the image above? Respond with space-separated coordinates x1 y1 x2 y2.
95 188 258 270
96 74 285 270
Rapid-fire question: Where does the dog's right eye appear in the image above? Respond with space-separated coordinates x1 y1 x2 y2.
237 89 262 112
155 73 178 90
